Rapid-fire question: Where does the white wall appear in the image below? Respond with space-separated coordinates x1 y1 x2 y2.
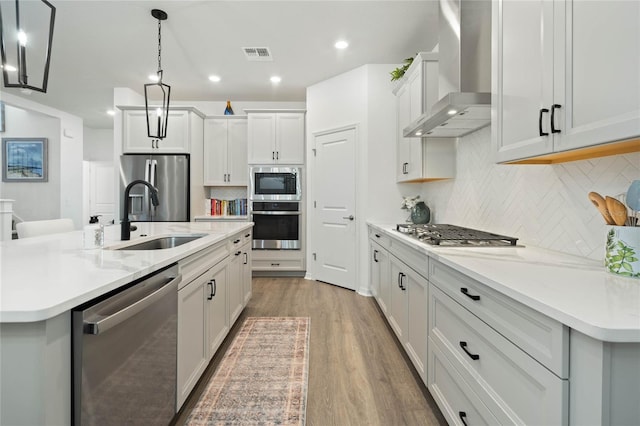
83 128 114 162
0 104 61 221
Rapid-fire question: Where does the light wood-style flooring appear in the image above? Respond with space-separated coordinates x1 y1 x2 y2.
174 277 447 426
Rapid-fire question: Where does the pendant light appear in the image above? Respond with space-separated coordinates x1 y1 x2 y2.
144 9 170 140
0 0 56 93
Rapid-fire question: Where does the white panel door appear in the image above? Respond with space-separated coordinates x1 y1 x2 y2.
313 127 356 290
88 161 115 224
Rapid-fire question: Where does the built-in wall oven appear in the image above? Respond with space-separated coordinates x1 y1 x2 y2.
251 201 301 250
250 166 302 201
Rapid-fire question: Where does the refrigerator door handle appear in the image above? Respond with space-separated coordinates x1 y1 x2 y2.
150 160 158 217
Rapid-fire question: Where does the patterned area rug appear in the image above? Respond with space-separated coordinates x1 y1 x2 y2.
186 317 310 425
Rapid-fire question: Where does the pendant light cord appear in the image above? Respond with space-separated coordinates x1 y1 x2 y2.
157 18 162 78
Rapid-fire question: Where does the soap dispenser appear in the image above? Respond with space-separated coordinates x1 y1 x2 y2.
83 215 104 249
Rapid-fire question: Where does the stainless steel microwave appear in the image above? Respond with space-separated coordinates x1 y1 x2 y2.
249 167 302 201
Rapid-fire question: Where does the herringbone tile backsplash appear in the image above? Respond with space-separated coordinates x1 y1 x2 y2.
421 127 640 260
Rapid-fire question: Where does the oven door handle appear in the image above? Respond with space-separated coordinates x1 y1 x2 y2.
251 211 302 215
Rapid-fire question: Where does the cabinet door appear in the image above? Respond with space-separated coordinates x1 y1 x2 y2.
205 262 229 359
123 110 190 153
396 85 414 182
554 0 640 152
276 113 305 164
227 119 248 185
228 249 244 325
493 0 555 162
388 256 408 342
203 118 228 185
405 267 428 384
248 113 277 163
177 272 207 408
371 241 390 316
241 241 252 305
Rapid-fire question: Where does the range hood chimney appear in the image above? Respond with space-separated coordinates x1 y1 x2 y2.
404 0 491 138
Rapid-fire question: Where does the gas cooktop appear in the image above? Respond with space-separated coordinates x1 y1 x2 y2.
395 223 519 247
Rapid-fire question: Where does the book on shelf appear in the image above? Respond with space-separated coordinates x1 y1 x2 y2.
205 198 247 216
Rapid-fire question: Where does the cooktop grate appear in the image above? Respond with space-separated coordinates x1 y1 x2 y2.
395 223 519 246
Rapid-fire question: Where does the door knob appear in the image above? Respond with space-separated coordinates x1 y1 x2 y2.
343 215 354 221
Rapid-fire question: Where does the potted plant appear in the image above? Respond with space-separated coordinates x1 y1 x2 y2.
390 56 414 81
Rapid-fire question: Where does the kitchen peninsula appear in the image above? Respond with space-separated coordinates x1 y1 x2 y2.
0 221 252 425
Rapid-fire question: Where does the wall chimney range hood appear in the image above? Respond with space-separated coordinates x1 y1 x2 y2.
404 0 491 138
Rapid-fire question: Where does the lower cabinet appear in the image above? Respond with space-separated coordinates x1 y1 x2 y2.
370 239 390 315
176 230 252 410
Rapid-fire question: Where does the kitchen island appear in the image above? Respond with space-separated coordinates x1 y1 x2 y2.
0 221 252 425
368 221 640 425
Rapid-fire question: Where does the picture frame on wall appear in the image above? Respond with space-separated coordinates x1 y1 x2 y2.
2 138 48 182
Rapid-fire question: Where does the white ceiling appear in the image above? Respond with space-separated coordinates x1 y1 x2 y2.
1 1 439 129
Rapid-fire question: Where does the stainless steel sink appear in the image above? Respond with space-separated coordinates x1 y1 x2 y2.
112 234 208 250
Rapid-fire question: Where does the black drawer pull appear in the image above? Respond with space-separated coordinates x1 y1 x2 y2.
234 239 240 244
245 233 250 238
207 279 217 300
460 287 480 301
551 104 562 133
235 250 241 256
539 108 549 136
375 233 381 238
373 249 379 262
398 272 406 290
460 341 480 360
459 411 468 426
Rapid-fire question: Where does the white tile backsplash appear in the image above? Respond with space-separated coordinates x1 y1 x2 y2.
421 127 640 260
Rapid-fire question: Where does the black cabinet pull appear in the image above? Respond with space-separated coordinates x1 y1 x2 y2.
207 279 217 300
551 104 562 133
235 250 241 256
276 151 279 160
539 108 549 136
459 411 468 426
234 239 240 244
245 233 250 238
243 252 248 264
272 151 275 160
460 287 480 301
403 162 409 174
373 250 379 262
398 273 406 290
460 341 480 360
375 233 381 238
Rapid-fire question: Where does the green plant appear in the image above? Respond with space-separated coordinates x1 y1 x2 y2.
390 57 414 81
605 229 639 277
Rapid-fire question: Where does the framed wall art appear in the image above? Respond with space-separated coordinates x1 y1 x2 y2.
2 138 48 182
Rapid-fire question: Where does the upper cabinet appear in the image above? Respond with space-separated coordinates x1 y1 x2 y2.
493 0 640 164
203 117 248 186
122 107 204 154
395 53 455 182
246 110 306 164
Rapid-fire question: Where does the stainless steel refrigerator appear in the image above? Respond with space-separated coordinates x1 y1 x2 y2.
120 154 190 222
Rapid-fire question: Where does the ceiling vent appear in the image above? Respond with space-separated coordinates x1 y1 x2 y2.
242 47 273 61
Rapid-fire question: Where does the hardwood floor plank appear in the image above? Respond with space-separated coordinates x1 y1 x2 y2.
174 277 446 426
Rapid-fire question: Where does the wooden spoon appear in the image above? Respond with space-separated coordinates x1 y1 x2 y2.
588 192 615 225
606 196 628 226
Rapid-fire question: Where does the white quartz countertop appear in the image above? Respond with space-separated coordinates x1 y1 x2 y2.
0 221 252 323
369 222 640 343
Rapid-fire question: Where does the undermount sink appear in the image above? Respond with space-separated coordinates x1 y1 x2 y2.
111 234 208 250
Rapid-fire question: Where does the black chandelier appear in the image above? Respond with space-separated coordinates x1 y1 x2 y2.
0 0 56 93
144 8 170 140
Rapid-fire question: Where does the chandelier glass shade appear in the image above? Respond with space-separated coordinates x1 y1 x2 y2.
0 0 56 93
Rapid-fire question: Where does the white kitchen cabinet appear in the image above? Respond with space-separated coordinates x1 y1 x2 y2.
122 108 203 154
370 239 390 315
493 0 640 163
388 256 409 342
247 110 305 164
205 260 229 361
241 235 252 305
203 117 248 186
228 236 244 325
395 53 455 182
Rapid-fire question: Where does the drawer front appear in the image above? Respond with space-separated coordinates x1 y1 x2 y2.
252 259 304 271
369 227 391 250
428 337 500 426
179 241 228 288
430 284 568 425
389 238 429 279
430 259 568 377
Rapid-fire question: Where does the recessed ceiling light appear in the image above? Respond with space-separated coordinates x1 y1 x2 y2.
208 75 221 82
107 110 115 116
148 74 159 82
270 76 281 84
335 40 349 49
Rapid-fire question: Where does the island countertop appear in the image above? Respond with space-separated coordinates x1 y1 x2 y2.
368 222 640 343
0 221 252 323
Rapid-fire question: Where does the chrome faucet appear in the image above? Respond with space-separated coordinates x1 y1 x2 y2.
121 179 159 240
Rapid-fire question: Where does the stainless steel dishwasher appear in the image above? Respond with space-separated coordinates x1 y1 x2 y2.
72 264 180 425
